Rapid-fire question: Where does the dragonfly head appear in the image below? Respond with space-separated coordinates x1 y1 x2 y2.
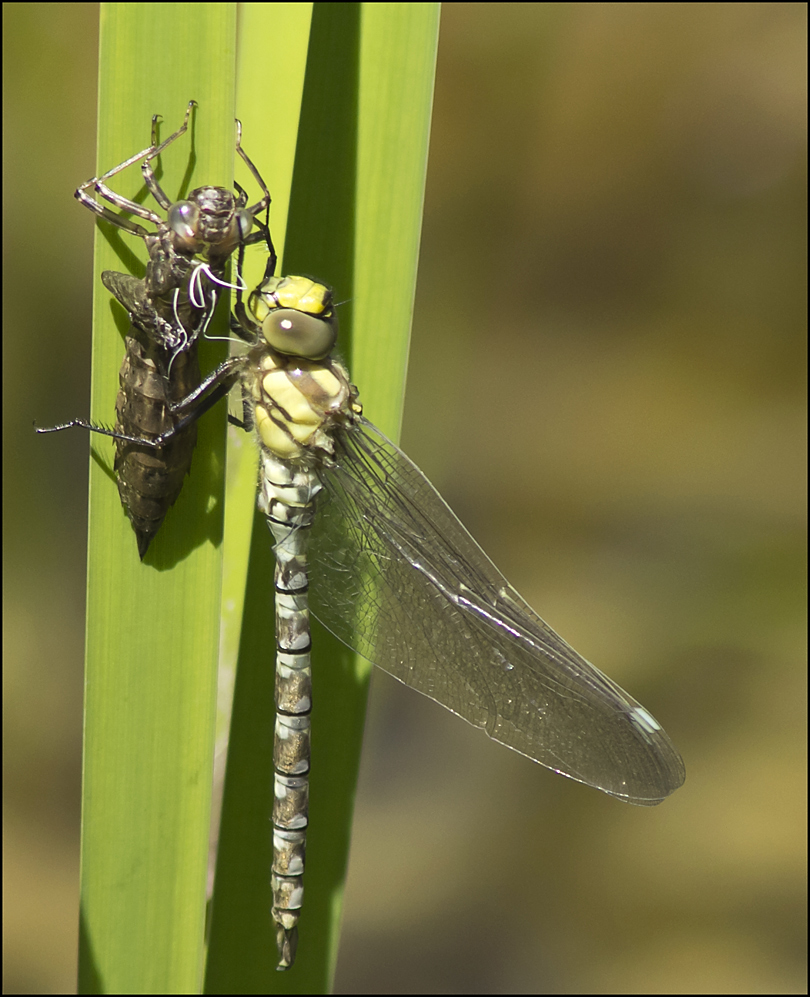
248 275 338 361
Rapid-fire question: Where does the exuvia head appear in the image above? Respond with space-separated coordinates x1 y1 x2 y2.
168 188 254 258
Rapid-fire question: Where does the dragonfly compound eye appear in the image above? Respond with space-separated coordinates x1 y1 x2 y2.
167 200 202 251
235 208 254 243
261 309 337 361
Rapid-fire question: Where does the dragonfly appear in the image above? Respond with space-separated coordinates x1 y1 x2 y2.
108 244 686 969
38 101 273 556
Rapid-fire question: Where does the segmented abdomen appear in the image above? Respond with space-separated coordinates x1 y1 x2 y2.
259 451 323 970
114 333 201 558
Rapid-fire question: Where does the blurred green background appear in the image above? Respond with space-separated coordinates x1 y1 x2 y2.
3 3 806 993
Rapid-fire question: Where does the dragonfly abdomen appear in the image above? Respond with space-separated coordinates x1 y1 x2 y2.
260 452 323 970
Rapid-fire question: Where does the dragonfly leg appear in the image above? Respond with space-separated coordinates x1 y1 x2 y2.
141 100 196 211
235 117 272 222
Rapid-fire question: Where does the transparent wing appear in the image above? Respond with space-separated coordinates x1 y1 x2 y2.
307 418 685 805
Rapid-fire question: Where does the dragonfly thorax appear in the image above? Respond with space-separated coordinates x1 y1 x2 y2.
247 349 355 460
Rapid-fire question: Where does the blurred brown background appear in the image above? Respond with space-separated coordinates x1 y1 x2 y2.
3 4 806 993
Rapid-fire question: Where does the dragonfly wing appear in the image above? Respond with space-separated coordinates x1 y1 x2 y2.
308 418 685 805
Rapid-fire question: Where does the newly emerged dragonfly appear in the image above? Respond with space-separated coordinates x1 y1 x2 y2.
40 101 273 556
110 247 686 968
